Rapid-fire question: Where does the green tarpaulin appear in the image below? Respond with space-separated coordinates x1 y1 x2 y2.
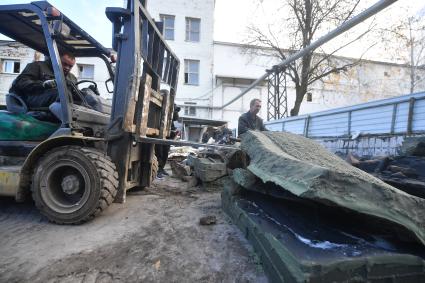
0 111 58 141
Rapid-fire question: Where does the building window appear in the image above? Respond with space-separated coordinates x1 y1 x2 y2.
306 92 312 102
77 64 94 79
184 103 197 116
2 60 20 74
160 14 175 40
184 59 199 85
185 17 200 42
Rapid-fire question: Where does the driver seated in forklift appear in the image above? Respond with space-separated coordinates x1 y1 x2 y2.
9 51 107 122
10 51 76 110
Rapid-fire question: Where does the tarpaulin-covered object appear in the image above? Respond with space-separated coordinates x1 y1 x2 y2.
241 131 425 245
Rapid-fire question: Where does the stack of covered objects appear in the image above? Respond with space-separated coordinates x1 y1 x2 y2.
188 148 244 183
347 136 425 199
168 146 242 185
222 131 425 282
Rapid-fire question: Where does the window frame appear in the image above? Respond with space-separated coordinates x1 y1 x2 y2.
184 105 197 116
2 59 21 74
77 63 95 80
306 92 313 102
184 59 200 86
160 14 175 41
185 17 200 42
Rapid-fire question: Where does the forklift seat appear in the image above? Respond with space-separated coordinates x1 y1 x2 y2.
5 93 28 114
6 93 57 122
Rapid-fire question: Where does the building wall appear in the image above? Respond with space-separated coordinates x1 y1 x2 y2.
211 42 274 128
210 78 266 129
147 0 215 120
74 57 112 100
315 60 424 108
0 41 36 105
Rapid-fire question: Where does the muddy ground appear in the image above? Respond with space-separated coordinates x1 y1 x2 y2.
0 172 267 283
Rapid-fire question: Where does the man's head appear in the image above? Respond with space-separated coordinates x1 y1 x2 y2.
249 98 262 115
60 52 75 75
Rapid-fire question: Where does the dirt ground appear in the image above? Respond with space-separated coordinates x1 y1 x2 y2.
0 171 268 283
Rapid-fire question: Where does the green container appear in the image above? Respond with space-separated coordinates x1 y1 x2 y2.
0 111 58 141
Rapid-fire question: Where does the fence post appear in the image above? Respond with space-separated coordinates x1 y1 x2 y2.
407 98 415 136
347 111 352 137
304 116 311 137
390 103 397 134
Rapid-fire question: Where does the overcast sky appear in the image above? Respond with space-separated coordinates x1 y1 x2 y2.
214 0 425 42
1 0 424 61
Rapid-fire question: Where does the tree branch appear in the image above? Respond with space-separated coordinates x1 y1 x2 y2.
307 26 372 78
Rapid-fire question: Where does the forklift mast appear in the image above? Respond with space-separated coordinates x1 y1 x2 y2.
105 0 180 200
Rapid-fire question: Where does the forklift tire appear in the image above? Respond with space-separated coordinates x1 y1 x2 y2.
31 146 119 224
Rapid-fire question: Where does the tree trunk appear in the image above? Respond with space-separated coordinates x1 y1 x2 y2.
290 82 308 116
409 18 415 94
290 89 304 116
290 0 312 117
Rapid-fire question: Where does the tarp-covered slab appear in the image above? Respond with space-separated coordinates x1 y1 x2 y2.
241 131 425 245
222 181 425 282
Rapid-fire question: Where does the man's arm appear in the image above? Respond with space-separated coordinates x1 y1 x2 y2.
65 73 79 97
259 118 268 131
238 115 249 135
10 63 44 94
67 73 78 85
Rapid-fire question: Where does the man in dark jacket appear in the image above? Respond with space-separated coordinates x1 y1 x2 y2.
238 98 267 135
9 52 77 108
155 104 181 179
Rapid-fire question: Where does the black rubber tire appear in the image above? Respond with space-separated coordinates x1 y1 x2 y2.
31 146 118 224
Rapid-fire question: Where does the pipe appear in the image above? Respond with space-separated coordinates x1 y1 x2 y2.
220 0 398 109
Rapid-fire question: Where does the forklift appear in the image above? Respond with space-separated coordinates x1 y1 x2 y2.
0 0 179 224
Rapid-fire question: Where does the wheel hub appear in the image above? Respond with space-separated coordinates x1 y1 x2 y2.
61 174 81 195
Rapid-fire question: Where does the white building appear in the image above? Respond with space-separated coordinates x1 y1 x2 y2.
211 41 425 128
0 41 36 105
147 0 215 119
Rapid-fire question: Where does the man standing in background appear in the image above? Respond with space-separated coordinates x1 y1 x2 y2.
156 104 181 179
238 98 267 135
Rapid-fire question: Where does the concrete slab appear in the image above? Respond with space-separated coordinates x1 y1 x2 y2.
222 180 425 282
193 156 227 182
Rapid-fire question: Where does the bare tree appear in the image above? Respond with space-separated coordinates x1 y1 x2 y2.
379 9 425 93
244 0 373 116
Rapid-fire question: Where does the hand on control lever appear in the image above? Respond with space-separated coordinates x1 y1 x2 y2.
42 79 57 89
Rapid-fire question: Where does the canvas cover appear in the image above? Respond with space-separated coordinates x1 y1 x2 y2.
241 131 425 245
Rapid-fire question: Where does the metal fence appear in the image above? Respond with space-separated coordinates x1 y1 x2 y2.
265 92 425 138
